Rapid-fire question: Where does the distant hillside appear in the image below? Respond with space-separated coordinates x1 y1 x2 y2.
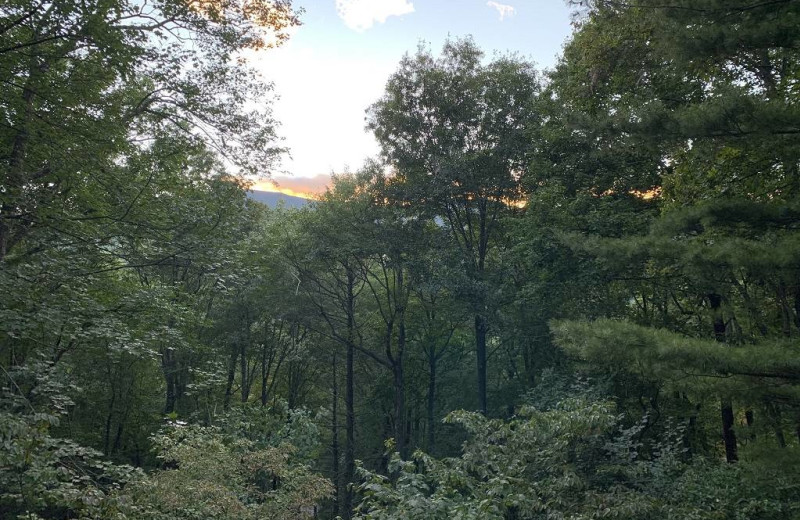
247 190 309 209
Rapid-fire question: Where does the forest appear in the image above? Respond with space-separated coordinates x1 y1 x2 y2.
1 0 800 518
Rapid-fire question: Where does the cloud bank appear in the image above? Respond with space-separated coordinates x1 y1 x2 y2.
487 1 515 21
336 0 414 32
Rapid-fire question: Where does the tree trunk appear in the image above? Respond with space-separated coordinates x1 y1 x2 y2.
261 340 268 407
427 352 437 453
287 361 303 410
112 421 125 456
793 282 800 333
521 337 537 387
744 409 756 443
683 399 704 456
392 361 406 459
104 390 116 456
709 293 737 462
344 339 355 518
331 352 340 519
240 335 249 403
721 400 737 462
394 270 407 459
162 348 178 415
475 314 488 414
223 346 238 411
796 414 800 445
343 268 356 519
775 425 787 448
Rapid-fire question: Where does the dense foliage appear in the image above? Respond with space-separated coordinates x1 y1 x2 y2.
2 0 799 519
356 395 800 520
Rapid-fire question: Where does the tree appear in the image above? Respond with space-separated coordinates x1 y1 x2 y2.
540 0 800 463
368 38 540 413
0 1 300 517
0 0 297 262
405 234 469 453
352 165 442 460
278 180 370 519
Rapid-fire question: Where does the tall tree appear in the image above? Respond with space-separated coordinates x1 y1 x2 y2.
545 0 800 462
368 38 540 413
278 182 369 519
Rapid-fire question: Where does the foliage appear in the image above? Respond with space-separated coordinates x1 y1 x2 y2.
3 0 799 518
356 396 800 519
216 402 324 462
0 363 140 519
552 319 800 400
116 413 331 520
368 37 541 413
537 0 800 465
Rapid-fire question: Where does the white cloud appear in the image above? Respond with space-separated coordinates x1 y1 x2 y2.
487 1 515 21
336 0 414 32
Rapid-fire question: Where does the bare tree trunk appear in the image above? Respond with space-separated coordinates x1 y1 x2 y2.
331 352 340 519
344 339 355 518
223 346 238 411
392 361 406 459
721 401 737 462
394 269 407 459
240 339 249 403
261 339 268 407
521 337 536 387
112 421 125 455
104 388 116 456
162 348 178 415
709 293 737 462
287 361 303 410
793 282 800 332
796 416 800 445
343 267 356 519
684 399 704 456
240 308 252 403
475 314 488 414
427 353 437 453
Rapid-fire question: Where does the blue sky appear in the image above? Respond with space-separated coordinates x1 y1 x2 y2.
249 0 575 190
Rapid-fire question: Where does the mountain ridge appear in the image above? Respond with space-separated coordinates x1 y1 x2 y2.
247 190 309 209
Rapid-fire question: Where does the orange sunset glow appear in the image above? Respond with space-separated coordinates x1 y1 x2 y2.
248 174 331 200
250 180 315 199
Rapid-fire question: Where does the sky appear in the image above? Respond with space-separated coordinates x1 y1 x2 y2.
248 0 576 196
